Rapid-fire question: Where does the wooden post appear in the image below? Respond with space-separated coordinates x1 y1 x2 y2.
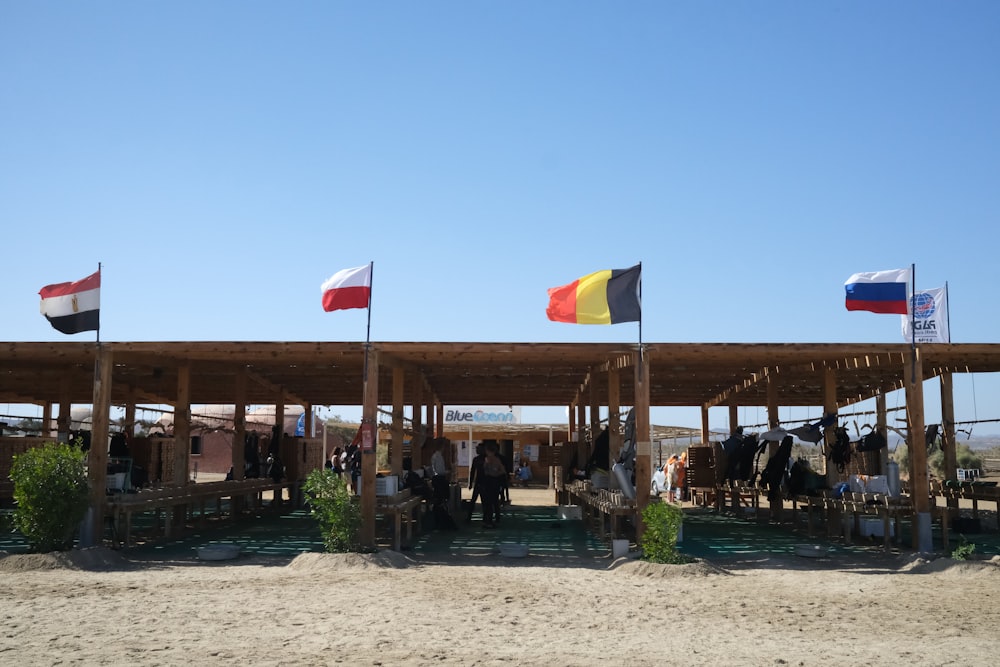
700 406 710 448
360 349 379 548
634 349 651 542
576 401 586 470
391 367 405 476
904 347 932 552
58 379 71 442
233 368 247 482
767 376 781 520
876 392 888 475
84 345 112 546
171 365 191 530
42 402 53 438
940 373 958 515
608 367 621 458
822 366 840 537
567 403 576 448
410 383 423 470
589 379 600 467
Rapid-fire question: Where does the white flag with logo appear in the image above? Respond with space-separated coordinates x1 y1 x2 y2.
902 287 949 343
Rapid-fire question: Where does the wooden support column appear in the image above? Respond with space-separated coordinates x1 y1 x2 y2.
42 402 53 438
360 349 379 548
84 345 112 547
169 365 191 532
904 347 932 552
58 379 71 442
174 365 191 487
303 404 314 437
567 403 576 446
608 367 621 458
822 366 840 538
767 376 781 519
233 368 247 482
700 407 710 447
634 349 651 542
729 404 739 434
124 400 136 442
589 380 600 465
876 392 889 475
822 367 838 484
435 402 443 439
576 401 587 468
410 383 423 470
391 367 405 476
940 373 958 516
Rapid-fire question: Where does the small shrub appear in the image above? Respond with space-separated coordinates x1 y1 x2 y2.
10 440 90 552
951 536 976 561
302 469 361 553
640 499 689 564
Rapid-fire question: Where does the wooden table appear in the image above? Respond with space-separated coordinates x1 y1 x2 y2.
105 478 289 547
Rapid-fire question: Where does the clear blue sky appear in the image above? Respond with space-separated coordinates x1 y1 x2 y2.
2 2 998 433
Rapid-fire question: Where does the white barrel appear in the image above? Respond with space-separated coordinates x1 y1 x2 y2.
887 460 901 497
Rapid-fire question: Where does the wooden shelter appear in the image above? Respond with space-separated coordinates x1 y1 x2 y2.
3 340 1000 549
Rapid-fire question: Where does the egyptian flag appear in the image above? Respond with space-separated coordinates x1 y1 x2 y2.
546 264 641 324
844 268 910 315
321 264 372 312
39 270 101 334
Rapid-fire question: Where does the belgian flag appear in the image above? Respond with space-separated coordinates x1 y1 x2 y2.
546 264 641 325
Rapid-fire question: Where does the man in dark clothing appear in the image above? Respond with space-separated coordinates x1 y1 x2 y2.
466 443 485 522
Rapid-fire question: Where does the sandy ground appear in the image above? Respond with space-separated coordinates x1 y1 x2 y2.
2 489 999 666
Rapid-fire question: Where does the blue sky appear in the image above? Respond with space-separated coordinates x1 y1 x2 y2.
2 2 998 432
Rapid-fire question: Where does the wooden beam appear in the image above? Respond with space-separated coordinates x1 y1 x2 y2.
360 350 379 548
391 367 404 476
84 346 112 546
634 349 651 541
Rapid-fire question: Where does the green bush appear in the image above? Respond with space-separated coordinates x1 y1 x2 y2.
929 443 984 479
9 441 90 552
640 499 689 564
952 536 976 561
302 469 361 553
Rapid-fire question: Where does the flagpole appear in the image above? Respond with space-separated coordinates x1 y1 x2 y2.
362 261 374 381
637 261 643 382
945 281 952 343
909 263 915 350
909 262 917 392
96 262 102 345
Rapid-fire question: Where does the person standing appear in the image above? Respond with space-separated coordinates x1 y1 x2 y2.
674 451 687 502
479 441 507 528
429 438 450 506
466 443 485 522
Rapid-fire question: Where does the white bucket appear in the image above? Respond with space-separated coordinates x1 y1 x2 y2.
612 539 629 558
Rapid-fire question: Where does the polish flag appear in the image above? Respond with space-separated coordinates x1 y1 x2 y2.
321 264 372 312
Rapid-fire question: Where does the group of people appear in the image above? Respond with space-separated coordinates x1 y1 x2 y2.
466 441 513 528
662 451 687 502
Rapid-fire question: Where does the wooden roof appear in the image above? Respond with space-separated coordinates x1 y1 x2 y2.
4 341 1000 413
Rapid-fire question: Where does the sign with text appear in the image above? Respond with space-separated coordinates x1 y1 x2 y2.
443 406 522 425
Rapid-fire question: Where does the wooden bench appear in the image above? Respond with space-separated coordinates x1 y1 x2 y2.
105 478 289 547
375 489 427 551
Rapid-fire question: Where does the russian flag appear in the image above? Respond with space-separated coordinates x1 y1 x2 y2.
844 268 910 315
39 270 101 334
321 264 372 312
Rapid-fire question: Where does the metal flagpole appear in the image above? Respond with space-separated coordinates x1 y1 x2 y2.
945 281 951 343
96 262 102 345
637 261 643 381
362 260 374 380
